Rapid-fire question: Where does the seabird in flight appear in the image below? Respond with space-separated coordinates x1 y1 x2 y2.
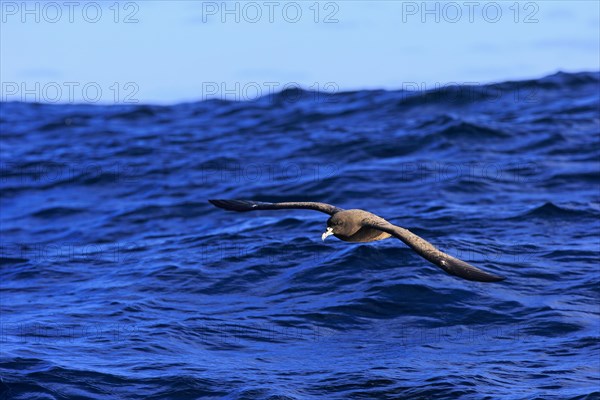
208 199 505 282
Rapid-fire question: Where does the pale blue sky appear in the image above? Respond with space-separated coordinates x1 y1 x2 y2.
1 1 598 104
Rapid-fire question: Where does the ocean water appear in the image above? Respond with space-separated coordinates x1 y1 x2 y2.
1 71 599 399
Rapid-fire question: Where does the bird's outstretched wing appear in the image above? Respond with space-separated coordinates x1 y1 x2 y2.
209 199 343 216
362 217 505 282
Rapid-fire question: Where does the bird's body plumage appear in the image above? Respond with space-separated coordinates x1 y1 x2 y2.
208 199 506 283
328 209 392 242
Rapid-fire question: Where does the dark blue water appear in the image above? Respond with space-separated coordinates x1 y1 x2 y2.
1 71 599 399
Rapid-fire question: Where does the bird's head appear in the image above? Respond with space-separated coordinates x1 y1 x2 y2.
322 212 361 240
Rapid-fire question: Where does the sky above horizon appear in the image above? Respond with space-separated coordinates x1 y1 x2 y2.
1 0 599 104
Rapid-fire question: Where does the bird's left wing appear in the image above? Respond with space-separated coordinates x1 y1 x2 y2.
209 199 343 216
362 217 506 282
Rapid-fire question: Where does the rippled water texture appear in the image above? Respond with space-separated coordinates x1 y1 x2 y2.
1 72 599 399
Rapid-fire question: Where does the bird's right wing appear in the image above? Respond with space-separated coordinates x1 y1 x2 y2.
209 199 343 216
362 217 506 282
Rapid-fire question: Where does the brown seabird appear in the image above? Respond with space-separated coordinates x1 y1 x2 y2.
208 199 505 282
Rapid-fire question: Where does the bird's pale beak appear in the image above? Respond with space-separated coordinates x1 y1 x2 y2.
321 227 334 241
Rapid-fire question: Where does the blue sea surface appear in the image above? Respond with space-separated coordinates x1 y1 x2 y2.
1 72 599 399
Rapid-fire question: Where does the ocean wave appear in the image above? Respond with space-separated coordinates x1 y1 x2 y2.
1 71 598 399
